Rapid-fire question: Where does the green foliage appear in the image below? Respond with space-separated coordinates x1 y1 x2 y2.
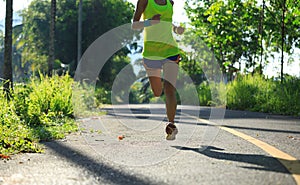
264 0 300 53
179 53 206 85
185 0 261 73
196 81 227 107
14 74 74 126
129 81 154 104
185 0 300 78
97 53 134 91
196 74 300 116
0 123 40 155
95 87 111 105
72 82 107 118
178 83 199 105
21 0 50 73
0 88 40 155
227 74 263 110
197 82 211 106
21 0 135 76
266 76 300 115
0 75 78 155
27 75 73 125
209 82 227 107
227 74 300 115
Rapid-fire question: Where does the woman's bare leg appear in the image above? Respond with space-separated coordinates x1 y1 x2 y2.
164 80 177 123
163 61 179 123
148 76 163 97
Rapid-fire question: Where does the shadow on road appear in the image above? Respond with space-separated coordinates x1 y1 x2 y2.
27 110 162 185
42 141 162 185
102 105 300 135
103 105 300 120
172 146 300 175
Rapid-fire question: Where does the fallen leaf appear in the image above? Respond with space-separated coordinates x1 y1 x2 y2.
118 135 124 140
0 154 11 160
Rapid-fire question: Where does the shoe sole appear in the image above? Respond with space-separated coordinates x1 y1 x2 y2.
166 124 178 140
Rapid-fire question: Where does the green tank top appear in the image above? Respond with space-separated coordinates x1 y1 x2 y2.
143 0 179 60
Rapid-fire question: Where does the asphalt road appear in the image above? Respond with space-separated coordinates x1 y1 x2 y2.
0 104 299 185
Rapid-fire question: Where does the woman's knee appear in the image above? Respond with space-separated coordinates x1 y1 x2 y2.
153 89 162 97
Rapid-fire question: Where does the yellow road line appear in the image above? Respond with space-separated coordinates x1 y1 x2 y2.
219 125 300 185
195 116 300 185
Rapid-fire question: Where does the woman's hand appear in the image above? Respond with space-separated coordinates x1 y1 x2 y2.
175 26 185 35
150 14 161 25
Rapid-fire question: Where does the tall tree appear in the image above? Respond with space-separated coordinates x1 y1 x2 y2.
21 0 50 74
280 0 286 82
0 30 4 78
185 0 261 78
1 24 30 82
3 0 13 95
22 0 135 77
48 0 56 76
263 0 300 80
185 0 299 79
259 0 265 74
77 0 82 68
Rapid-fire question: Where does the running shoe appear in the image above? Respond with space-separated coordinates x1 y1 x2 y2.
165 122 178 140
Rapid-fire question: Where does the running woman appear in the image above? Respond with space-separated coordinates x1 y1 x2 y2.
132 0 185 140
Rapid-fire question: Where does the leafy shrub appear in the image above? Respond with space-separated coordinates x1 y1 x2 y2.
194 74 299 116
197 82 211 106
129 82 144 104
0 90 40 155
269 76 300 115
1 74 78 155
72 82 106 118
227 74 300 116
13 84 32 121
95 87 112 105
178 83 200 105
227 75 260 110
26 75 74 126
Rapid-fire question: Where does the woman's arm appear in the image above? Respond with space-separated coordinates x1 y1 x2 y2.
131 0 161 30
171 1 185 35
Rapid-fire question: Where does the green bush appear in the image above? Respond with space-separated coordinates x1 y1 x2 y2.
208 82 227 107
26 75 74 126
72 81 107 118
0 90 40 155
197 81 226 107
195 74 300 116
129 82 144 104
95 87 112 105
178 83 200 105
227 75 261 110
1 74 78 155
197 82 211 106
227 74 300 116
269 76 300 115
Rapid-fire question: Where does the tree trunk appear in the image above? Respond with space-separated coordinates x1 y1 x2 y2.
259 0 265 75
280 0 286 82
3 0 13 96
77 0 82 68
48 0 56 77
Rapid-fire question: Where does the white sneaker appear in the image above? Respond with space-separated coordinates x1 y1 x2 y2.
165 123 178 140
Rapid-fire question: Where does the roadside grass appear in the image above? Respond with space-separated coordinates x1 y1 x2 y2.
120 73 299 116
197 74 300 116
0 74 79 156
1 73 298 156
